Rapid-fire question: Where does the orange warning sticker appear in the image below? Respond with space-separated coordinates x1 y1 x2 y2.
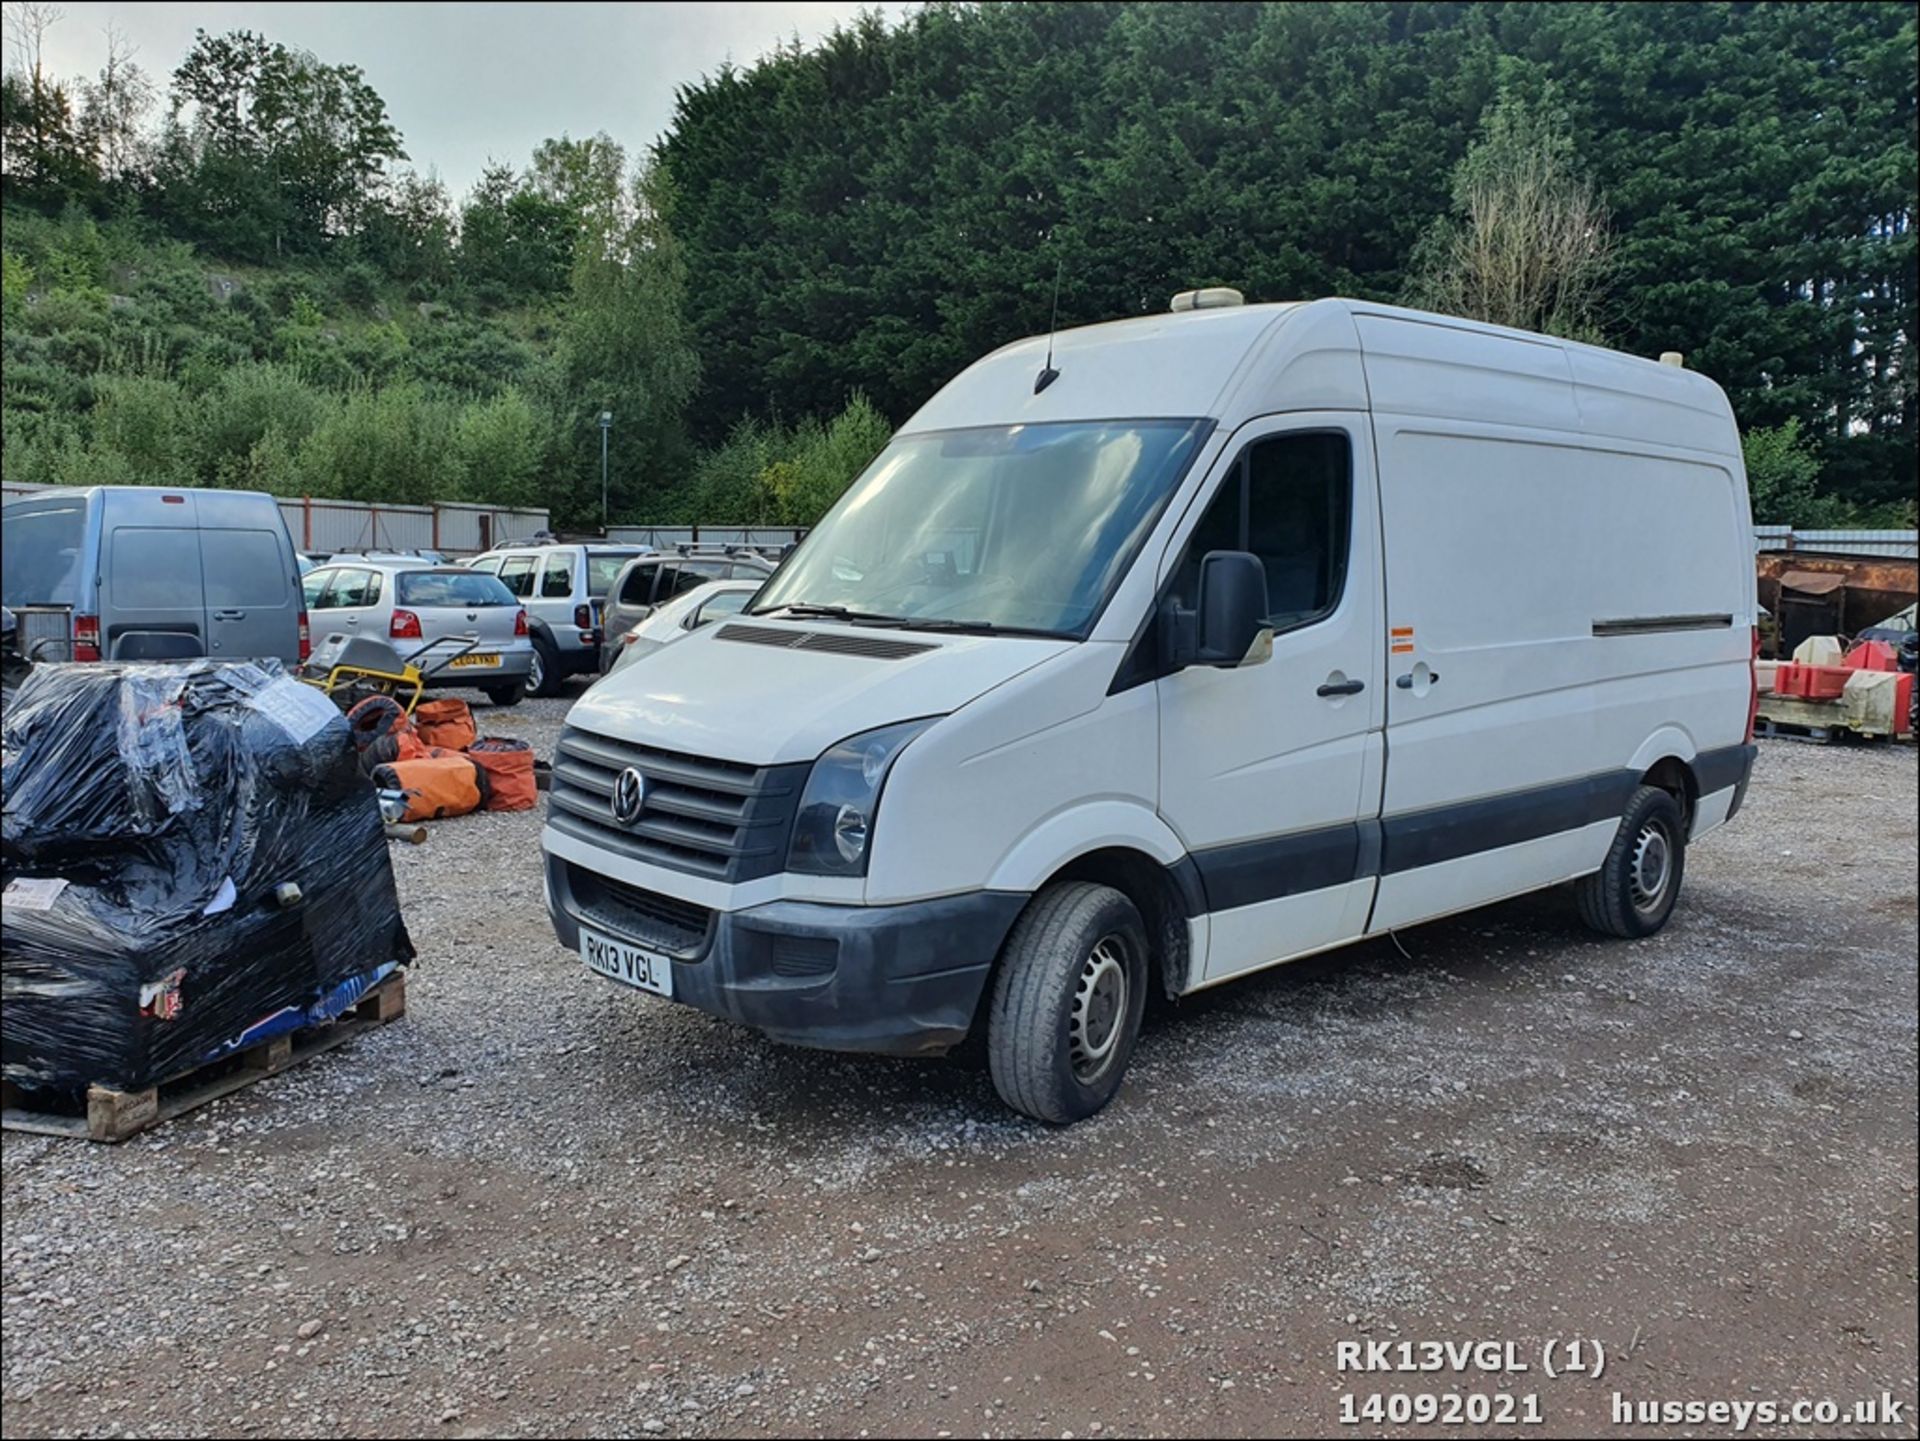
1391 644 1415 655
1390 624 1415 654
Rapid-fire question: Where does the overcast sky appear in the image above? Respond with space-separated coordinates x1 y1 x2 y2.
28 2 906 199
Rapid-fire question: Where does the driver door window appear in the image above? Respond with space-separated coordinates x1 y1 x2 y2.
1170 431 1351 633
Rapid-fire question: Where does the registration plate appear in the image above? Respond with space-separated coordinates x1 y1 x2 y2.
580 925 674 998
450 652 500 668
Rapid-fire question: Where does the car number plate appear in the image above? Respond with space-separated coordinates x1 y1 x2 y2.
450 653 500 668
580 926 674 998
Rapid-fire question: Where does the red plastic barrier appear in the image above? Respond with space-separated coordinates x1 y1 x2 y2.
1844 639 1898 672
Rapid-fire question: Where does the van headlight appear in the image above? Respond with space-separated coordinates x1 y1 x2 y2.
788 718 938 876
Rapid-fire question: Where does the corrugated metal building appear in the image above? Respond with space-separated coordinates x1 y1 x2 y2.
1752 526 1917 558
605 525 807 551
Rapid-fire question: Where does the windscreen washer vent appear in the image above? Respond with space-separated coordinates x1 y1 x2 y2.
716 624 936 661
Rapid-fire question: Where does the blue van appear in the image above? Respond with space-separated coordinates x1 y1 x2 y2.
1 486 307 663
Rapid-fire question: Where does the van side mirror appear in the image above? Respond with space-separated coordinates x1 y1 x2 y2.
1197 551 1272 666
1162 551 1273 671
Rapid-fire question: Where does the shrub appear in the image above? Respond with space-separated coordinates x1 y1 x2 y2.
92 375 193 483
333 261 384 309
196 365 332 479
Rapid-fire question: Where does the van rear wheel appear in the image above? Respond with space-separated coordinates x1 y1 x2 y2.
1575 785 1687 939
987 882 1148 1124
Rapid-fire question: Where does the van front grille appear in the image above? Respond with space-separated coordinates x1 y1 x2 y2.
567 864 713 955
548 726 808 883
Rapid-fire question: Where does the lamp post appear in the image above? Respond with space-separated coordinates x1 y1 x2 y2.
598 410 613 529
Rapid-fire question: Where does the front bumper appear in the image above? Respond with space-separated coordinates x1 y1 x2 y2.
546 854 1028 1056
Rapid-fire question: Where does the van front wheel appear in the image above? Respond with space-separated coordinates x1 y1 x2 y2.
987 882 1148 1124
1575 785 1687 939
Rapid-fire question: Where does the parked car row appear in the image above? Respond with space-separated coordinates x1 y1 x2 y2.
0 491 781 698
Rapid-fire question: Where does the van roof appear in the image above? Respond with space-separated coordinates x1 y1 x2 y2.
2 484 278 503
902 297 1738 457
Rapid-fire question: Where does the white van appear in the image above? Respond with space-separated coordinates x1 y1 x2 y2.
543 295 1758 1123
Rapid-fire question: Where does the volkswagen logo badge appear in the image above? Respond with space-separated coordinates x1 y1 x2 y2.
610 767 647 826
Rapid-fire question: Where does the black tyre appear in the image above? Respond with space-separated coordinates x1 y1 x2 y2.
987 882 1149 1124
525 636 562 698
485 684 522 707
1575 785 1687 939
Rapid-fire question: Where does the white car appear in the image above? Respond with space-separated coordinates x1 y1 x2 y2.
602 579 760 677
544 292 1758 1124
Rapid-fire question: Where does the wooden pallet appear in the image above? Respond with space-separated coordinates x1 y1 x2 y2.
1755 715 1840 743
1 973 406 1144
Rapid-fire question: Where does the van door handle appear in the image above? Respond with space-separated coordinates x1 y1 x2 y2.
1395 671 1441 689
213 609 245 620
1316 678 1365 697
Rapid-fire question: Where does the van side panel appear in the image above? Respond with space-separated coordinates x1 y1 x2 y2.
1359 316 1751 934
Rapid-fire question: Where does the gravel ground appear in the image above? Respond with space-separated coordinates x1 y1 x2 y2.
3 689 1915 1440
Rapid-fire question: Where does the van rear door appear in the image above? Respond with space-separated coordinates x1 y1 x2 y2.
197 493 301 662
100 490 209 659
201 525 300 661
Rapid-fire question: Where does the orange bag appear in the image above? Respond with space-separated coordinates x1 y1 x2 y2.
371 753 484 821
348 693 427 774
413 697 477 752
468 737 537 812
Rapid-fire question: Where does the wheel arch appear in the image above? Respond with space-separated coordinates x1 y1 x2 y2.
976 820 1199 1031
1627 728 1701 832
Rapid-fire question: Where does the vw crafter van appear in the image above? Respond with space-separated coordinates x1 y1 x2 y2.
543 293 1759 1123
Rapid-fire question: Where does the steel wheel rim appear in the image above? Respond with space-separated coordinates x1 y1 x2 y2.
1069 936 1129 1083
1629 819 1674 913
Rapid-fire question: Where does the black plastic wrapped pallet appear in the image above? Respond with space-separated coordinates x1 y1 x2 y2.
1 659 414 1093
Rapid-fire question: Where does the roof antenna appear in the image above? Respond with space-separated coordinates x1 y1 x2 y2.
1034 257 1063 395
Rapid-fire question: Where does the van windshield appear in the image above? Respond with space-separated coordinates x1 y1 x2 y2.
749 419 1210 637
1 502 86 608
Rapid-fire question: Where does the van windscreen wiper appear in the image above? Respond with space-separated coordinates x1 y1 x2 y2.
870 617 1063 638
756 604 1060 638
756 603 902 623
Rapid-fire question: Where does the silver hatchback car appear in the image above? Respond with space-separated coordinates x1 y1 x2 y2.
301 560 534 706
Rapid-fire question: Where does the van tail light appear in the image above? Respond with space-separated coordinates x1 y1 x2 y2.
73 613 101 662
574 603 593 629
514 608 529 637
390 609 423 640
1745 626 1760 744
297 610 311 663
